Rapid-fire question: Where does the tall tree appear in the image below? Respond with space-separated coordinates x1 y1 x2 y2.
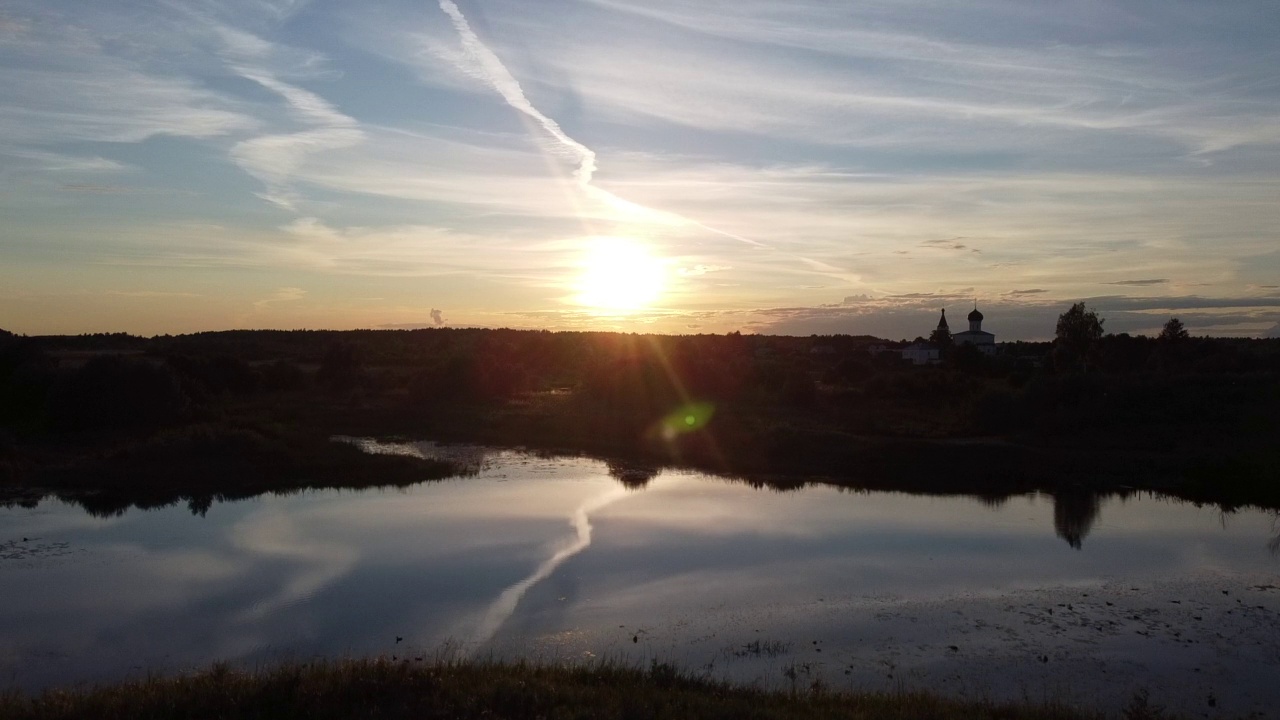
1155 316 1191 371
928 324 953 348
1158 317 1189 343
1055 302 1104 371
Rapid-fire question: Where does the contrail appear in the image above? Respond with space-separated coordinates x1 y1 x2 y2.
436 0 767 248
468 486 628 650
438 0 596 184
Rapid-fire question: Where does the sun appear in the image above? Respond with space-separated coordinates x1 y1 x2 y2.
575 237 666 312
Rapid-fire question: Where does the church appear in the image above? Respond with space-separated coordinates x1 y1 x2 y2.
952 305 996 355
901 305 996 365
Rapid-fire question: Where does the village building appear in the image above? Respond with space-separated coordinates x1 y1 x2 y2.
900 306 996 364
953 305 996 355
901 342 940 365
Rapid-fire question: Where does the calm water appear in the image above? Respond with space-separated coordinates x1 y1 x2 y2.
2 441 1278 715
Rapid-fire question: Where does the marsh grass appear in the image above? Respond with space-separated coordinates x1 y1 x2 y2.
0 657 1110 720
733 639 793 659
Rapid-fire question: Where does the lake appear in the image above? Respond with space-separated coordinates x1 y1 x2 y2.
2 440 1278 715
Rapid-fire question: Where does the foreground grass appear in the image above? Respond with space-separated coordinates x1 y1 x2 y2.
0 658 1116 720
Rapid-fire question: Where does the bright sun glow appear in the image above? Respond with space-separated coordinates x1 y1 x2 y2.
575 237 666 312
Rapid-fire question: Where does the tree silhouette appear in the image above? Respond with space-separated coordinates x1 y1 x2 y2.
1159 317 1189 343
606 460 657 488
1155 317 1191 371
1054 302 1104 372
928 324 953 349
46 356 188 431
1053 491 1101 549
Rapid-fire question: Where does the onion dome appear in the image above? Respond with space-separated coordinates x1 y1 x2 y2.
968 307 983 322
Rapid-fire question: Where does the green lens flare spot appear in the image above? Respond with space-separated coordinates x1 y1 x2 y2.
656 402 716 440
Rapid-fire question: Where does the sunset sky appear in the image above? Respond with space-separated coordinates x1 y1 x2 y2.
2 0 1278 340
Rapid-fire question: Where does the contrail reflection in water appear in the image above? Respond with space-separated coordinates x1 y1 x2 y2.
470 486 629 649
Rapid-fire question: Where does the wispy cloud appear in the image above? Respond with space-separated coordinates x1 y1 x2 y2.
2 150 129 174
0 11 254 147
565 0 1280 156
217 27 366 211
3 0 1278 338
107 290 203 298
920 238 977 253
58 184 132 194
1104 279 1168 286
277 216 584 285
677 264 731 277
430 1 767 250
252 286 306 311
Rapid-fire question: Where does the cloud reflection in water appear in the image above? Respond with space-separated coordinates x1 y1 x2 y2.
469 485 632 650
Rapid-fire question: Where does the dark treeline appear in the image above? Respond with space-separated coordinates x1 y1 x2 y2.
2 319 1278 515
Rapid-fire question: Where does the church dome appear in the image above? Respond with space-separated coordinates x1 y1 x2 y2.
968 307 983 322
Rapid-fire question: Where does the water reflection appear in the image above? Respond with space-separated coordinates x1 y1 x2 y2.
1052 491 1102 549
471 485 630 648
606 461 659 489
343 437 494 475
976 493 1011 508
0 438 1213 555
2 445 1278 714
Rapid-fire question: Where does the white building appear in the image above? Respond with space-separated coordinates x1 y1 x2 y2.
901 342 940 365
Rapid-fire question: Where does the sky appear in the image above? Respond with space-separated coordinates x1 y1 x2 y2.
2 0 1278 341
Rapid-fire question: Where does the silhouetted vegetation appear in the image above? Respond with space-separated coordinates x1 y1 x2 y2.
2 314 1278 514
45 355 188 432
1054 302 1104 372
38 425 460 517
0 657 1111 720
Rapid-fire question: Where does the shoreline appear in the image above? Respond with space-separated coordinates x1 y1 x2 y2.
2 420 1275 517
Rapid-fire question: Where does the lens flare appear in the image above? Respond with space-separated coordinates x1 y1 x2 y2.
656 401 716 441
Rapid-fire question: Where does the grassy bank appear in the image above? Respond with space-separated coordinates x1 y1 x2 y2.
0 658 1116 720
